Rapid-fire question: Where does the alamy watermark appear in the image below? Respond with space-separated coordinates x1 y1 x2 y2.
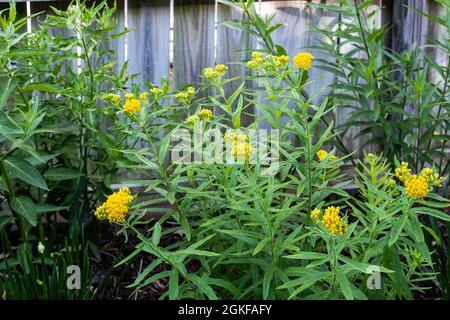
366 265 381 290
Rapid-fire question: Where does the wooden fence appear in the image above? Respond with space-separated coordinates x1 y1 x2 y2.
0 0 447 153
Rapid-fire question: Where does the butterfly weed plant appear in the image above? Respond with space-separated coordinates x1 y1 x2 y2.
1 0 450 300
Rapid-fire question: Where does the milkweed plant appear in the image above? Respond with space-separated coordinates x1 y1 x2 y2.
1 0 450 300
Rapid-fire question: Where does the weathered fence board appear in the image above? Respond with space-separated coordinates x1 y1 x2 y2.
173 0 215 90
127 0 170 87
217 2 256 124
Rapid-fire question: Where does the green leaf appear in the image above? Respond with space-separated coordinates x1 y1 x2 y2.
284 252 327 260
336 269 353 300
168 269 179 300
22 83 61 94
0 77 15 111
189 274 218 300
253 238 269 256
43 167 81 181
3 156 48 190
175 249 219 257
152 222 161 246
263 264 274 300
10 196 37 226
412 207 450 222
0 215 12 232
36 203 68 213
388 212 408 246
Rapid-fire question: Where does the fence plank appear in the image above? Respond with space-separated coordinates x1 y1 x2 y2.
216 2 256 125
127 0 170 87
173 0 215 90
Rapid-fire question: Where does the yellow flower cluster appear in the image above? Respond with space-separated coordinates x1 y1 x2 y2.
316 149 337 162
150 87 164 100
199 108 213 122
246 51 265 70
202 64 228 80
140 92 149 102
185 115 199 126
94 187 133 223
420 167 445 187
224 131 252 161
185 109 213 126
102 93 121 104
310 208 320 221
395 163 445 199
293 52 314 71
405 174 430 199
122 98 141 115
246 51 290 71
176 86 195 103
267 54 289 69
395 162 411 182
311 206 348 236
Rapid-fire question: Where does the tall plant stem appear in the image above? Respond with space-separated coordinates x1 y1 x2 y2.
245 164 276 267
240 1 355 164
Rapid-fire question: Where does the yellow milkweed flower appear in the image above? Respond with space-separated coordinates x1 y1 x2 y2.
203 65 228 80
102 93 121 104
224 131 236 143
187 86 196 96
247 52 265 71
94 187 133 224
199 109 213 122
202 67 215 79
234 141 252 162
124 93 135 100
216 64 228 75
420 167 445 187
317 149 336 162
186 115 199 126
140 92 149 102
252 51 264 60
405 175 430 199
122 98 141 115
176 91 189 103
321 206 348 236
310 208 321 221
395 162 411 182
293 52 314 71
271 55 289 69
150 87 164 100
317 150 328 161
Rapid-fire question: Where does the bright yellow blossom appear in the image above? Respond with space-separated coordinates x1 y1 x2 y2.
199 109 213 122
395 162 411 182
124 93 135 100
150 87 164 99
405 175 430 199
122 98 141 115
420 167 445 187
94 187 133 223
186 115 199 126
102 93 121 104
176 91 189 103
310 208 321 221
293 52 314 71
321 206 348 236
140 92 149 102
252 51 264 59
317 149 336 162
216 64 228 75
234 141 252 162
